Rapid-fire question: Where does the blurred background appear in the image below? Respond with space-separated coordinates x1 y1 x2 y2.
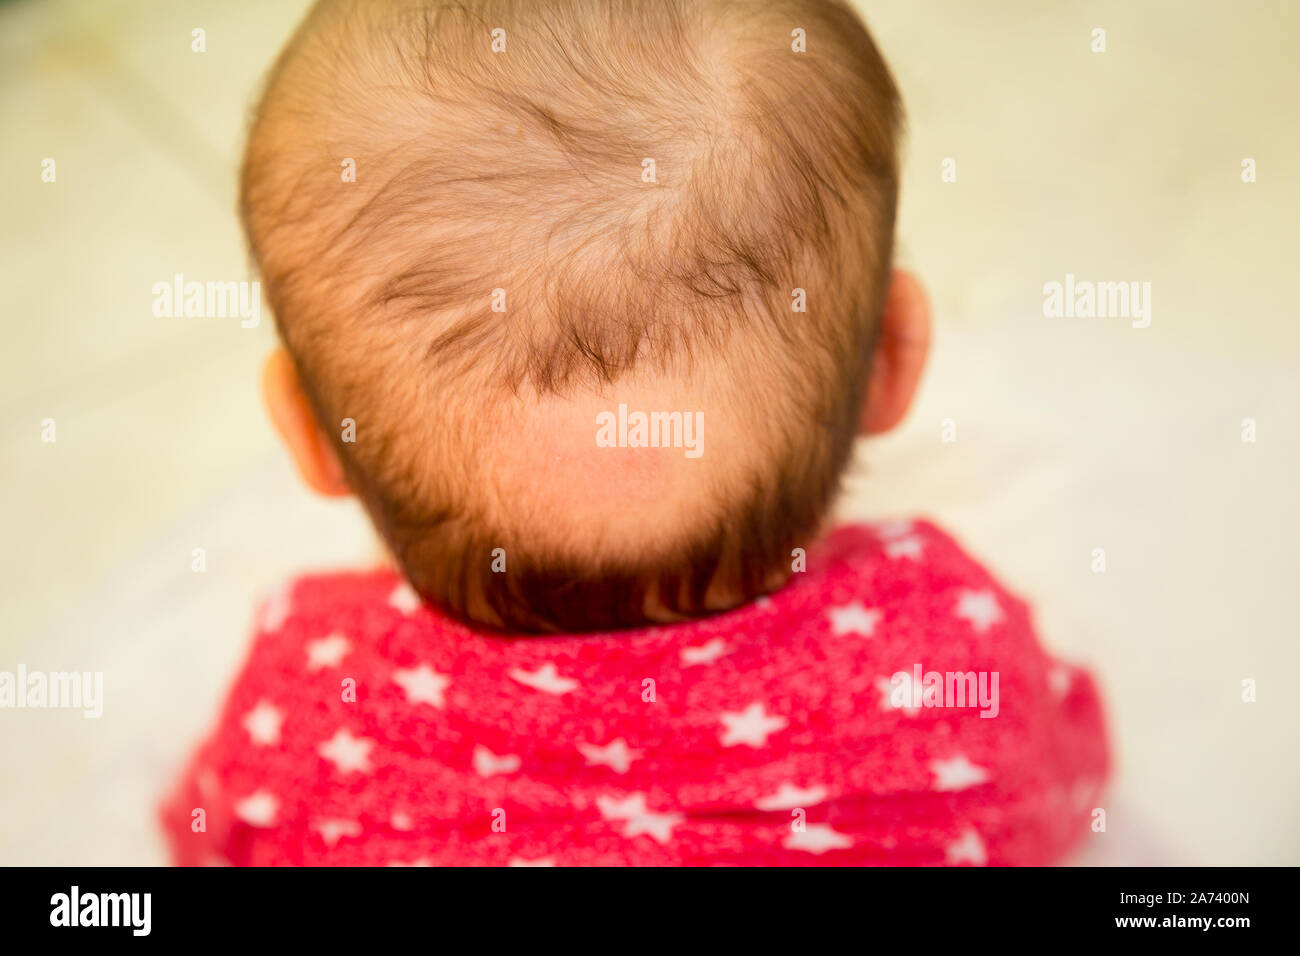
1 0 1297 865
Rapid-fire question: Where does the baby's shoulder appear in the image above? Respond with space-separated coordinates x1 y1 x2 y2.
810 518 1034 634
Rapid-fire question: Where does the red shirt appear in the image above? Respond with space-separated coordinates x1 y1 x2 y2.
161 520 1108 865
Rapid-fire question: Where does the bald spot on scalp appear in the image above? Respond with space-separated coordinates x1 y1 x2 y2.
479 370 761 564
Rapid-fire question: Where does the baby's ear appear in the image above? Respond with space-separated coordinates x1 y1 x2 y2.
262 348 351 497
859 269 931 435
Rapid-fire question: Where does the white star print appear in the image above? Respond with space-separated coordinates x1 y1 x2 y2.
784 823 853 854
472 744 521 777
680 638 729 667
1049 664 1073 699
885 535 925 561
596 794 684 844
233 790 278 827
827 602 882 637
578 738 642 774
720 702 788 748
259 583 293 632
874 518 914 540
315 818 361 847
389 581 422 615
509 663 578 695
930 755 990 791
305 633 351 671
393 664 450 708
242 700 284 746
755 783 828 811
508 857 556 867
877 673 921 715
317 728 374 774
196 769 219 798
946 828 987 865
1072 777 1100 812
954 589 1003 634
390 812 414 831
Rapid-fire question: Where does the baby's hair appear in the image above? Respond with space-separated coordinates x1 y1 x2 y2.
241 0 901 632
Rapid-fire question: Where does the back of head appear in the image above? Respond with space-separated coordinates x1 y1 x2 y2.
241 0 902 631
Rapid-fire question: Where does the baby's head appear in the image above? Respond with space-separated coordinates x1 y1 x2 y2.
244 0 929 632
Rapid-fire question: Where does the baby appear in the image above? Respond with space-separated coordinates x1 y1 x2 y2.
162 0 1108 865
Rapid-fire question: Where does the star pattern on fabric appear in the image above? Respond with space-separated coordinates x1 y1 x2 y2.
755 783 828 811
720 702 788 748
885 535 925 561
242 700 284 746
195 769 219 799
930 755 989 791
315 818 362 847
509 663 578 695
873 519 914 540
233 790 278 828
784 823 853 854
317 728 374 774
596 794 684 844
954 588 1003 633
259 583 294 633
393 664 450 708
305 633 351 671
578 738 642 774
680 638 729 667
1049 663 1073 699
827 602 882 637
946 828 988 865
389 582 422 615
472 745 521 777
1072 777 1101 812
164 521 1110 868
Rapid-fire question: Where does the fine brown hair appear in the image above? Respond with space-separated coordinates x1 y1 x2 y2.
241 0 902 632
